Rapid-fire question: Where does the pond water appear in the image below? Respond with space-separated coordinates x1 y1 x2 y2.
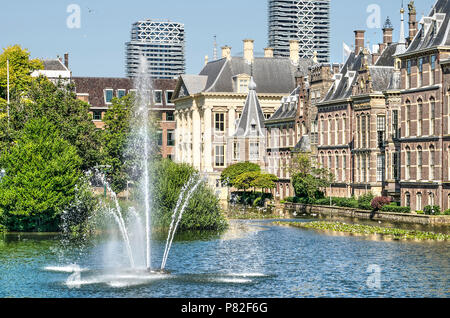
0 219 448 298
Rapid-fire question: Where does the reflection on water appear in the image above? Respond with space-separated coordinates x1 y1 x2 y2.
0 219 449 298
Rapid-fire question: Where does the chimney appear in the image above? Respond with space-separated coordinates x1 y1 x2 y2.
221 46 231 60
243 39 254 64
289 40 299 65
408 0 418 42
264 47 274 58
64 53 69 69
354 30 365 55
383 27 393 46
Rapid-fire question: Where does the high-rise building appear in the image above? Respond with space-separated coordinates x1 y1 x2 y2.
125 20 185 79
268 0 330 63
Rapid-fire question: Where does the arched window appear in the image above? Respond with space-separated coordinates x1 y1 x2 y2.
430 97 436 135
405 192 411 207
328 152 332 170
417 99 423 136
335 151 340 181
342 114 347 144
417 146 423 180
328 116 332 146
320 116 325 145
417 193 423 211
429 193 435 206
335 115 339 145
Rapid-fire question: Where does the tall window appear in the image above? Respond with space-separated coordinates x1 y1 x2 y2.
117 89 126 99
233 142 240 160
377 116 386 148
167 130 175 146
342 152 347 182
334 116 339 145
376 155 385 182
407 60 412 89
393 152 399 181
429 193 435 206
392 110 399 139
328 152 332 170
417 99 423 136
417 193 423 211
335 152 340 181
215 145 225 167
406 101 411 137
405 192 411 207
406 147 411 180
418 57 423 87
320 117 325 145
417 146 423 180
215 113 225 132
361 115 367 148
430 97 436 135
430 146 435 180
431 55 436 85
157 130 163 146
250 143 259 160
342 115 347 144
328 117 332 145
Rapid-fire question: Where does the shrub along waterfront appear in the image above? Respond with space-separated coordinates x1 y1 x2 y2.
276 221 450 241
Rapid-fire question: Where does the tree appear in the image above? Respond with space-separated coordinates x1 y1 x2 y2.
220 162 261 187
0 118 83 232
0 45 43 102
233 171 261 192
101 93 160 193
251 173 278 191
0 77 102 171
290 153 334 202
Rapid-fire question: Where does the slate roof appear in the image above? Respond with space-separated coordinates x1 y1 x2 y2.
266 87 300 123
234 77 266 138
403 0 450 54
175 56 313 99
322 52 363 102
42 59 69 71
369 66 395 92
376 43 403 66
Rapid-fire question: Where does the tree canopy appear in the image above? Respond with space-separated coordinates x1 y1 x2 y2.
0 117 84 232
220 162 261 187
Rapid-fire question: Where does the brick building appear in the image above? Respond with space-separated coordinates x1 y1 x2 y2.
72 77 177 159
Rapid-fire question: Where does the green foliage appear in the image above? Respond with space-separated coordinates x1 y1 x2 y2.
232 191 273 207
423 205 441 215
101 94 160 193
251 173 278 190
0 77 102 171
233 171 260 191
150 159 228 232
443 209 450 216
0 118 83 232
220 162 261 187
291 153 333 202
357 192 375 211
0 45 43 100
381 204 411 213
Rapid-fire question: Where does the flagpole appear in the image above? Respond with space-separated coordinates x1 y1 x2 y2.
7 58 10 128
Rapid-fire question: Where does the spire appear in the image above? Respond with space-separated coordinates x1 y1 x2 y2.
234 77 265 138
399 4 406 44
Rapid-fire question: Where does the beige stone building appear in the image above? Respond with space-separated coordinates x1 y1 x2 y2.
172 39 312 198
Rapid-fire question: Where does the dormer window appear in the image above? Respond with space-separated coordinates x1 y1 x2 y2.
235 74 251 93
104 89 114 104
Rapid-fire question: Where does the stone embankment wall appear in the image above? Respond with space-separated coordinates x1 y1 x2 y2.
284 203 450 226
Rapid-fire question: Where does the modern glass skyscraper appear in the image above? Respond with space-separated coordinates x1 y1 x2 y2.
268 0 330 63
125 20 185 79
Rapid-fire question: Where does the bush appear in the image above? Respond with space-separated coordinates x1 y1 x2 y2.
371 196 392 210
150 159 228 232
381 204 411 213
424 205 441 216
443 209 450 216
358 193 375 210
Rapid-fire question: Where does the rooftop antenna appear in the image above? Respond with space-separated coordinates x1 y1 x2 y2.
213 35 217 60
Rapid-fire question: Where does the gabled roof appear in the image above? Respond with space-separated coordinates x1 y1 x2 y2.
369 66 395 92
234 77 265 138
403 0 450 54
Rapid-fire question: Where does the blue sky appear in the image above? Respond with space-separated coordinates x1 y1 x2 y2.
0 0 436 77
